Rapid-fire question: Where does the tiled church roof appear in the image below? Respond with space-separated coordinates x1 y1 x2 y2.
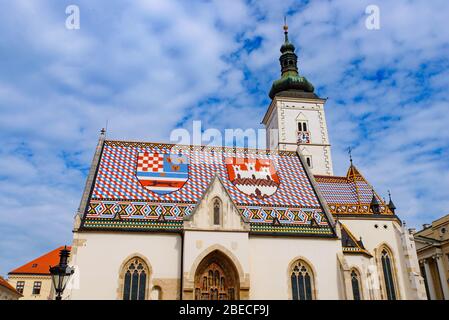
314 165 394 216
81 140 335 236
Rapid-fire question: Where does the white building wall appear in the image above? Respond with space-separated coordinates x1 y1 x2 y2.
343 254 377 300
264 98 333 175
68 232 181 300
249 236 342 299
340 218 421 300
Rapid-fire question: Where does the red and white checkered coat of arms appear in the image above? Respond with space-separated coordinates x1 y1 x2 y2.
136 151 189 195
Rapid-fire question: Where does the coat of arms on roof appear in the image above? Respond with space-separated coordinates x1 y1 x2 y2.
136 151 189 194
225 157 280 199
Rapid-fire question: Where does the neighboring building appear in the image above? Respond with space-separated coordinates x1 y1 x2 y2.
0 276 22 300
414 214 449 300
67 24 427 300
7 246 70 300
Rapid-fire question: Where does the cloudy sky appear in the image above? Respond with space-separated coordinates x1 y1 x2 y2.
1 0 448 276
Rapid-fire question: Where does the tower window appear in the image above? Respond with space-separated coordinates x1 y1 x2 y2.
297 121 308 132
297 121 311 144
305 156 312 168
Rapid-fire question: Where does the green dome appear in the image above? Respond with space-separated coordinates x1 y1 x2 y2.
269 24 315 100
269 74 314 99
280 41 295 53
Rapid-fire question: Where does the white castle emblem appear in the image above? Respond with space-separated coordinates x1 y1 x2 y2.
226 158 280 199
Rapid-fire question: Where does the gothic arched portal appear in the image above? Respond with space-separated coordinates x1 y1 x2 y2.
194 250 240 300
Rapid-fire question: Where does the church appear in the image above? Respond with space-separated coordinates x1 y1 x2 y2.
66 24 427 300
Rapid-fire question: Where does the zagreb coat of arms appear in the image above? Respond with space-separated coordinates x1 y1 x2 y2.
225 157 280 199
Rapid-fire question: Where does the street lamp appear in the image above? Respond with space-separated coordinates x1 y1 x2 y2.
49 246 74 300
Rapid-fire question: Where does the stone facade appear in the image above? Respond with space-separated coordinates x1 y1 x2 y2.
414 213 449 300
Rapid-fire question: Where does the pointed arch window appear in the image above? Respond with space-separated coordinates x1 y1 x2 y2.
122 257 149 300
351 270 362 300
381 249 397 300
213 198 221 225
290 260 314 300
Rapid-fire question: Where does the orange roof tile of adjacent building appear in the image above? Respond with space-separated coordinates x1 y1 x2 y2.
0 275 22 296
8 246 71 275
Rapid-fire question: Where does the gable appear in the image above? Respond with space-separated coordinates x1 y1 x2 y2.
184 175 250 232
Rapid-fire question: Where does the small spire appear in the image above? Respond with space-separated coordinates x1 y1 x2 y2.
348 147 353 165
370 188 380 214
283 16 289 42
388 190 396 213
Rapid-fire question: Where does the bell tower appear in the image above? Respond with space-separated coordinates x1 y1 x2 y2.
262 22 333 176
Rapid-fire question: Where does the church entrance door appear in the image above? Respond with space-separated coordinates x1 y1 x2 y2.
194 250 239 300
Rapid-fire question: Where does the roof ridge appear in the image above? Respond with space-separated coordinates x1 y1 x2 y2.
103 139 298 155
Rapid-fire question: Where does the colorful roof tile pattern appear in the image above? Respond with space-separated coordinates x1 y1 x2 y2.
314 165 394 215
9 246 71 275
82 140 333 236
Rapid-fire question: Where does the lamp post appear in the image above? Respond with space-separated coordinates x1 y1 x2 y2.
49 246 74 300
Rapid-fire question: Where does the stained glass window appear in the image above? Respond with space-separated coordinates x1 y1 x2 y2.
122 258 149 300
351 270 361 300
381 249 396 300
291 260 314 300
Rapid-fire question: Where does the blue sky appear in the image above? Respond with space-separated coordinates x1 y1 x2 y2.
1 0 449 276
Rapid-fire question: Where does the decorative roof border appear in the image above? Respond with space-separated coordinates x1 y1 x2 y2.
328 203 391 215
103 139 297 157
